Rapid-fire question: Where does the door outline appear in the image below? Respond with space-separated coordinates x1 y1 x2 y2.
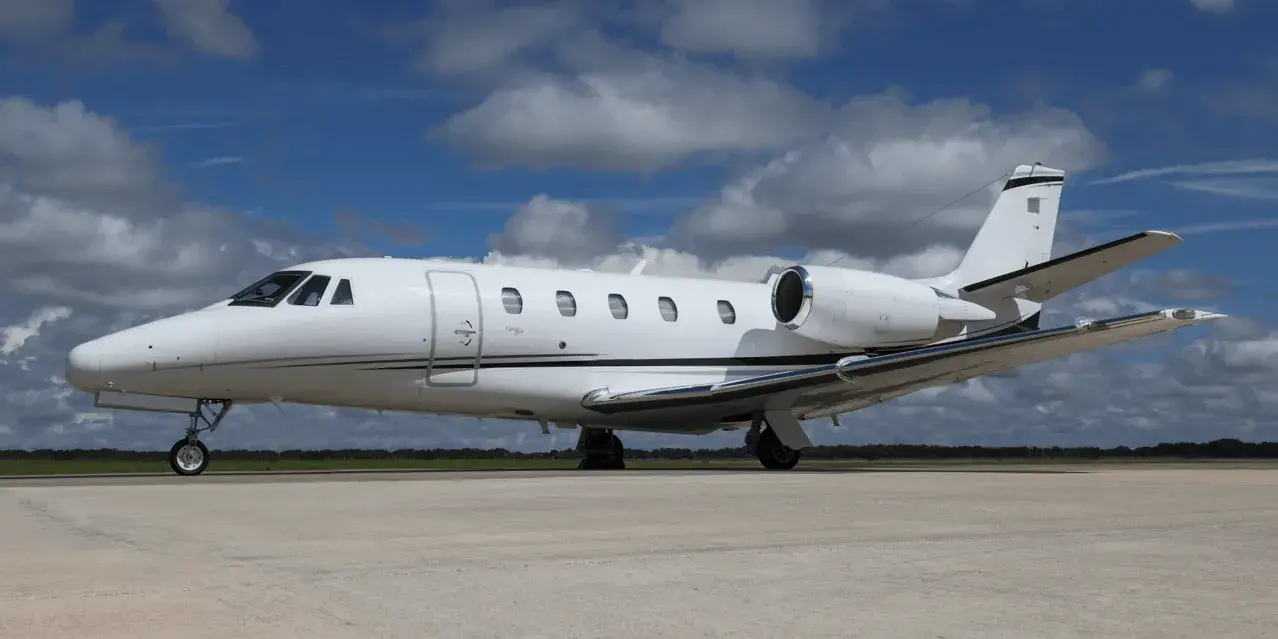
425 269 483 387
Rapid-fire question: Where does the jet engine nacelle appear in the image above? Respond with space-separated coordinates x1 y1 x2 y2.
769 264 996 348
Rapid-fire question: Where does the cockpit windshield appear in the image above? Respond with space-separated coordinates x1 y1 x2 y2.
228 270 310 307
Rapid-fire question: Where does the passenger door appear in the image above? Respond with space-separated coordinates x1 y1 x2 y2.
425 270 482 386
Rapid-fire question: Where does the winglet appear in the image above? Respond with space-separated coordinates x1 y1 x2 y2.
630 259 648 275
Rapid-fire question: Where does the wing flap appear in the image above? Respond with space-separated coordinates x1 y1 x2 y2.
798 307 1218 418
581 308 1224 416
960 231 1182 302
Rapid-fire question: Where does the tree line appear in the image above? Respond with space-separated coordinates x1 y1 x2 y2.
2 439 1277 461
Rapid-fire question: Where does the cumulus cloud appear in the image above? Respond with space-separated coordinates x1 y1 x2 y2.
658 0 842 60
0 0 258 62
424 14 1106 257
150 0 260 60
1136 68 1174 93
386 0 579 79
667 95 1105 258
0 0 73 44
1128 269 1237 302
434 49 828 172
1189 0 1235 13
0 307 72 358
490 195 625 264
0 98 165 206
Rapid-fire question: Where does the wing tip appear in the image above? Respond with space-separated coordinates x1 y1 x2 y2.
1143 229 1184 243
1167 308 1227 322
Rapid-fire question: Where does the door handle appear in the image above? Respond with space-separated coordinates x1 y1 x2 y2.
454 328 476 336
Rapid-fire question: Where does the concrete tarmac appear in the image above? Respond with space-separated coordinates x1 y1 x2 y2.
1 468 1275 638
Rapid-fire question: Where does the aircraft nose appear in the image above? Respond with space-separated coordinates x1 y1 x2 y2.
66 340 103 392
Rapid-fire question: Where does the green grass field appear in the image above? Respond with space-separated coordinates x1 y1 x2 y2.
3 457 1277 476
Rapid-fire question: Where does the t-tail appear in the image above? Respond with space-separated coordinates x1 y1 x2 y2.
921 163 1184 337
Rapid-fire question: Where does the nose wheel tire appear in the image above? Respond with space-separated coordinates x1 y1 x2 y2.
169 439 210 476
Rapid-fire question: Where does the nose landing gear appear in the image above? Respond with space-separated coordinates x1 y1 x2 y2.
168 400 232 476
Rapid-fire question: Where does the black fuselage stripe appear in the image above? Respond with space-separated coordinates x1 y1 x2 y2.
252 313 1042 372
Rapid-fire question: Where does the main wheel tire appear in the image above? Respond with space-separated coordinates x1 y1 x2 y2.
755 427 800 470
169 439 210 476
577 431 626 470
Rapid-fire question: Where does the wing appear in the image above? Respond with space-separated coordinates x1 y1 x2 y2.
582 308 1224 442
960 231 1182 303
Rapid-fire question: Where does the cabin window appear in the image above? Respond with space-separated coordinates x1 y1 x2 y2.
228 270 310 307
556 291 577 317
330 279 354 305
501 287 523 314
1027 197 1041 214
658 296 678 322
288 274 331 307
608 294 628 319
717 300 736 324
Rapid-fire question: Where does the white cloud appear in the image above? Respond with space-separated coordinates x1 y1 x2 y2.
0 0 73 43
0 306 71 357
1170 218 1278 235
489 195 625 264
667 95 1105 257
1090 159 1278 185
0 97 162 205
0 1 256 62
194 156 243 168
391 0 580 78
150 0 260 60
658 0 835 60
1171 178 1278 201
1136 68 1174 92
1089 158 1278 202
435 57 828 172
1189 0 1235 13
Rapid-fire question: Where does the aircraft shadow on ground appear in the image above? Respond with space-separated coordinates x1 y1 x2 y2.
0 465 1085 486
198 465 1084 478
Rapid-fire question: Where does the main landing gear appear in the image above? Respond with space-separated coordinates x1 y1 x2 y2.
745 418 801 470
168 400 232 476
577 427 625 470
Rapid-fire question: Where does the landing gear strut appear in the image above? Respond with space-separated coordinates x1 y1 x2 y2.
577 427 625 470
168 400 232 476
746 418 801 470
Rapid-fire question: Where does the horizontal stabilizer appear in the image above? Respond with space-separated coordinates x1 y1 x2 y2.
960 231 1182 302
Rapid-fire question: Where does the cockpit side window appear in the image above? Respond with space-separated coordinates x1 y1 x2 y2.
330 279 354 305
287 275 332 307
228 270 310 307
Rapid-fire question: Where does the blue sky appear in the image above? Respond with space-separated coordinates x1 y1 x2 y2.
1 0 1276 451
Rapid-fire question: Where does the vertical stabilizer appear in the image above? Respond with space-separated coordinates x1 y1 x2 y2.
945 164 1065 290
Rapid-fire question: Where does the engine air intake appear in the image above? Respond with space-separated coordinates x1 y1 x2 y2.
771 267 812 327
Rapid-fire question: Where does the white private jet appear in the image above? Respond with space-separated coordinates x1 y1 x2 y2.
65 164 1224 476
